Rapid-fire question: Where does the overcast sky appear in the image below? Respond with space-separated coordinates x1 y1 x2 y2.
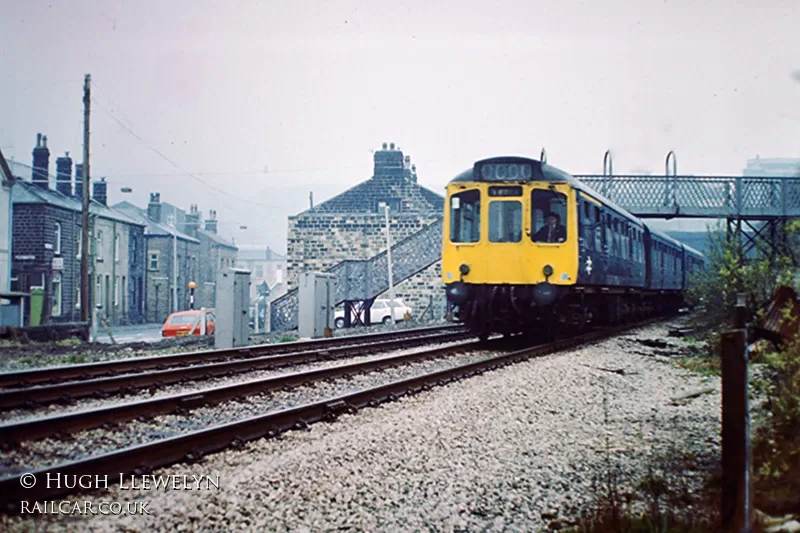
2 0 799 249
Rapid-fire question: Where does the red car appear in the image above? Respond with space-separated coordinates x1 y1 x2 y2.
161 309 216 337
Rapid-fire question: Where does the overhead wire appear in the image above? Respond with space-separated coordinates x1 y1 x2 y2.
89 81 285 210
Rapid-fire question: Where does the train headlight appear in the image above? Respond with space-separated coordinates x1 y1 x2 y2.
543 264 554 277
459 264 470 276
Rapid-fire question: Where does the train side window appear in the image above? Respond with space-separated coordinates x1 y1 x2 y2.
449 189 481 243
488 200 523 243
594 211 603 250
531 189 568 243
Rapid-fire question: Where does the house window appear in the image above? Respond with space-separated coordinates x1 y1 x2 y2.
77 230 82 259
52 273 62 316
114 275 120 306
96 230 104 262
96 275 103 310
54 222 62 255
114 234 120 263
30 274 45 289
76 285 81 309
255 265 264 278
148 251 159 271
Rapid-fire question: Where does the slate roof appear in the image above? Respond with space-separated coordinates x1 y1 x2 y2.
113 201 199 243
297 148 444 215
197 228 237 250
12 179 145 227
0 149 13 186
301 177 444 215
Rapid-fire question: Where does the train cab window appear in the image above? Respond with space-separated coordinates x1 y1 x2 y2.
531 189 567 243
449 190 481 243
488 201 523 243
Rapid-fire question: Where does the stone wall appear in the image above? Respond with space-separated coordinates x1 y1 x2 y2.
388 260 446 321
283 145 447 323
144 236 200 323
287 213 440 285
11 203 90 324
286 212 444 317
194 231 237 310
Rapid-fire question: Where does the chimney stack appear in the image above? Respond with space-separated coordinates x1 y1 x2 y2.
184 204 201 238
373 141 404 180
92 177 108 206
32 133 50 189
55 152 73 196
74 163 84 199
204 209 218 234
147 192 162 223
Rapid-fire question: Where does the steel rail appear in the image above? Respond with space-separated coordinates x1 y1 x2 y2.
0 330 472 410
0 324 464 388
0 337 500 444
0 317 662 511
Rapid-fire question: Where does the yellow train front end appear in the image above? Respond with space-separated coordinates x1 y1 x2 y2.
441 158 579 337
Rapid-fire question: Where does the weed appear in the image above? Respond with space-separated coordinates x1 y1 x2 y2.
570 401 720 532
751 337 800 515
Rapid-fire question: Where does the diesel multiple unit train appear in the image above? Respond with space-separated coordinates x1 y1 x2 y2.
441 156 704 337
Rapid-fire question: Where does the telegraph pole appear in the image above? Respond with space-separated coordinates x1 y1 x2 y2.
80 74 92 325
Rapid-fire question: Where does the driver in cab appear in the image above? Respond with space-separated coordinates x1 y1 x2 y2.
533 212 566 243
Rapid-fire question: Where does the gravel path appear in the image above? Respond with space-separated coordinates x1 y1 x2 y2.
1 320 720 532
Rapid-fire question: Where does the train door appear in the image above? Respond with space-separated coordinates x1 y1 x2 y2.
577 197 596 285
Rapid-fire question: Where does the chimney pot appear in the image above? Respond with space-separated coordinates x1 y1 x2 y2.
32 133 51 189
147 192 163 223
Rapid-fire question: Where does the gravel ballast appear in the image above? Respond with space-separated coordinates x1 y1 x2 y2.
0 321 720 532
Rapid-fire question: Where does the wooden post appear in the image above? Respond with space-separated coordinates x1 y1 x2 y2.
80 74 92 325
721 294 750 532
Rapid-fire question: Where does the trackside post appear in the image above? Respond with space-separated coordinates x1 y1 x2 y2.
720 294 750 532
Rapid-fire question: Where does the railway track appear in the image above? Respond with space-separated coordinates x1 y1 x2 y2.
0 337 497 444
0 324 464 388
0 316 666 511
0 326 470 409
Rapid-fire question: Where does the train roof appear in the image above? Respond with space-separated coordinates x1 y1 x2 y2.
450 155 705 258
646 226 704 257
449 156 644 227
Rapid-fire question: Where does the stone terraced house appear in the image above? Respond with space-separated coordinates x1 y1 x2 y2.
8 136 146 326
286 142 447 316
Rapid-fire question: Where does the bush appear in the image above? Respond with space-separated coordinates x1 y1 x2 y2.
685 222 796 330
752 336 800 514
